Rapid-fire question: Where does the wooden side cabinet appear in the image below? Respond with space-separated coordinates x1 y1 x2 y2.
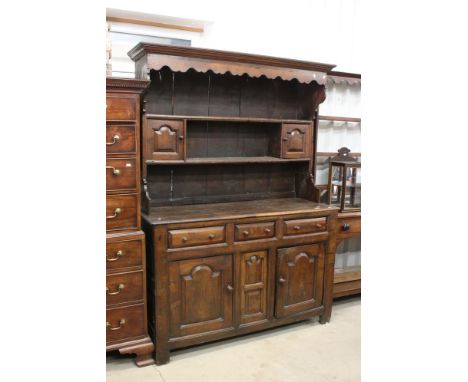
333 212 361 298
106 78 154 367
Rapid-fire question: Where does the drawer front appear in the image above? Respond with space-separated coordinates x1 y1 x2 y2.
106 304 145 343
106 125 136 154
106 194 138 231
106 271 144 306
106 238 143 270
337 217 361 236
234 222 275 241
283 217 327 236
106 158 137 192
168 226 225 249
106 95 136 120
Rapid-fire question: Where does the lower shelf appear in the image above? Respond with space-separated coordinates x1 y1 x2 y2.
333 266 361 298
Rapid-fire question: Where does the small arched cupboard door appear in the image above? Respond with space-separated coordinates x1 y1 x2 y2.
144 119 185 161
281 123 312 159
275 243 325 318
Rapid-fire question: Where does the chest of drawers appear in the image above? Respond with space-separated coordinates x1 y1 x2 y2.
106 78 154 366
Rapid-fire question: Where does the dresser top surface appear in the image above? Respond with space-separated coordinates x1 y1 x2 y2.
143 198 337 225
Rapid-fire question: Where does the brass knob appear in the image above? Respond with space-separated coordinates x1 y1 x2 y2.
106 283 125 295
282 137 288 141
182 236 188 243
242 230 249 236
278 276 286 284
293 225 300 231
107 208 121 219
208 234 215 239
106 250 124 262
106 319 126 331
264 228 271 234
179 135 184 140
227 284 234 292
315 224 322 228
106 134 120 145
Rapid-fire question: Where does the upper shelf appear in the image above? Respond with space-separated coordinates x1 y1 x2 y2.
128 43 336 85
145 114 314 124
146 157 310 165
318 115 361 123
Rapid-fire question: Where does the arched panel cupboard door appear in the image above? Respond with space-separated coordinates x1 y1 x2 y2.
168 254 234 338
275 243 325 318
143 118 185 161
281 123 312 159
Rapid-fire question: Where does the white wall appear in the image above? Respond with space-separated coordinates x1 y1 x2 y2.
106 0 361 73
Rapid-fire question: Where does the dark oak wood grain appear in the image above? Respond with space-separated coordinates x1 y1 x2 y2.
143 199 338 364
129 45 340 364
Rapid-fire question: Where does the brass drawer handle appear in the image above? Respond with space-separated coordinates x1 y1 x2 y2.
179 135 184 140
107 250 124 262
106 283 125 295
106 166 121 176
264 228 271 234
278 276 286 284
315 224 322 229
293 225 301 231
242 230 249 236
106 319 126 331
106 134 120 145
181 236 188 243
227 284 234 292
107 208 121 219
208 234 215 239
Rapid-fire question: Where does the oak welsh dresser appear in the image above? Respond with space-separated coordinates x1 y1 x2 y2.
128 43 340 364
106 78 154 366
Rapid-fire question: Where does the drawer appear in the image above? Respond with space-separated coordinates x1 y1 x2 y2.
106 194 138 231
234 222 275 241
106 304 145 343
168 226 225 249
106 237 143 270
283 217 327 236
106 94 136 120
337 217 361 236
106 271 144 306
106 158 137 192
106 125 136 154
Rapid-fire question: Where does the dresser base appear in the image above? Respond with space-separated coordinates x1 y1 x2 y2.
107 336 155 367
